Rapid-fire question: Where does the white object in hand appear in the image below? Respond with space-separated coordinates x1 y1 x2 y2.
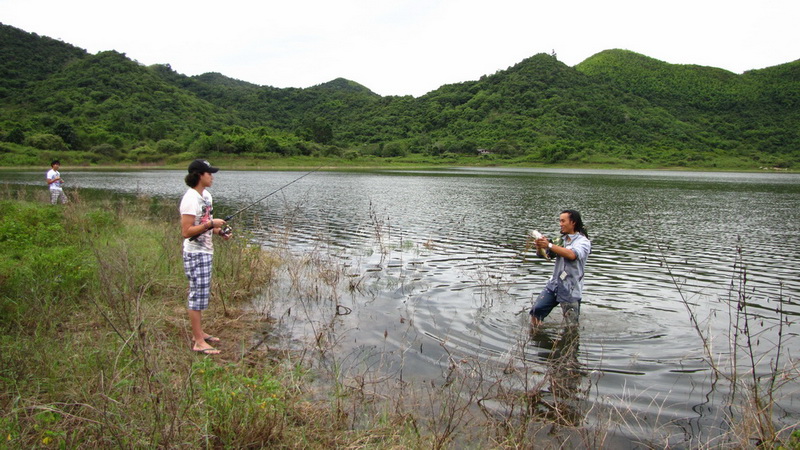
529 230 550 261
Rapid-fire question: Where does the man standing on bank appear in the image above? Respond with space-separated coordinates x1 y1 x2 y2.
180 159 231 354
46 160 68 204
530 210 591 327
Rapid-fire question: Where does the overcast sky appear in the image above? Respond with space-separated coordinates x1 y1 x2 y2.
2 0 799 97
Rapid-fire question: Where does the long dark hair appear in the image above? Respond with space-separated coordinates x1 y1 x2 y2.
562 209 589 238
185 171 202 188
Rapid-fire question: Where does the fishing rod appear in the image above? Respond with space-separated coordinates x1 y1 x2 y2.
189 166 322 241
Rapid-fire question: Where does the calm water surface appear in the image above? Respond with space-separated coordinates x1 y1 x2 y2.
5 167 800 443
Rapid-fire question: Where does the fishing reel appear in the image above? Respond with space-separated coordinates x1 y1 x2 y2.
188 219 233 242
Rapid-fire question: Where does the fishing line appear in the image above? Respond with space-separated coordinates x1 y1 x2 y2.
189 166 322 241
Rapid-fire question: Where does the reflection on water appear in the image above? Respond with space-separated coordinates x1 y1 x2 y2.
527 325 586 427
3 167 800 443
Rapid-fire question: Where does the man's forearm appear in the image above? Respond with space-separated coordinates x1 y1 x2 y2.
548 243 576 260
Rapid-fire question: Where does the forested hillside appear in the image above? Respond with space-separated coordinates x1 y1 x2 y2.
1 23 798 169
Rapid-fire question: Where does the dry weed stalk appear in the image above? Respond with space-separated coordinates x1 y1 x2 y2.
657 235 800 446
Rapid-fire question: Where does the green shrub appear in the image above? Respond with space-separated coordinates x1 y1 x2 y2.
195 358 287 446
0 201 94 323
0 202 64 251
24 133 67 151
90 143 119 159
156 139 183 154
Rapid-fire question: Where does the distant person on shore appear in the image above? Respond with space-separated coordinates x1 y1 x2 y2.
530 210 591 327
180 159 230 354
46 160 67 204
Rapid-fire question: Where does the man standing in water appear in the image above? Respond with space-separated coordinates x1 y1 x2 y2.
530 210 591 327
180 159 230 354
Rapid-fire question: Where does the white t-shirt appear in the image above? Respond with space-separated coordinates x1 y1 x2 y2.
179 188 214 254
46 169 62 190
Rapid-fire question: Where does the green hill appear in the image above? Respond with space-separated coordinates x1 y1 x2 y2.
575 49 748 107
0 23 87 91
1 23 798 169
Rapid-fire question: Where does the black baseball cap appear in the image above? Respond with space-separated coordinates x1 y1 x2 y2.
188 159 219 173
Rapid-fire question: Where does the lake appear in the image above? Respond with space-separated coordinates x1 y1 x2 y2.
4 167 800 445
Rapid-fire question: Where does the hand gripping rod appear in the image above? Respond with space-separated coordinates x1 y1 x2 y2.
189 166 321 241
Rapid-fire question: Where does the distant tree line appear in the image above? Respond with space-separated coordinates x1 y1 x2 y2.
1 23 798 169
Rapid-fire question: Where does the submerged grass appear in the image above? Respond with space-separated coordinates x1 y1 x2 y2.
1 183 799 448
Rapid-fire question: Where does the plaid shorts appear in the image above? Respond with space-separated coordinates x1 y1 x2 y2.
50 189 67 204
183 252 213 310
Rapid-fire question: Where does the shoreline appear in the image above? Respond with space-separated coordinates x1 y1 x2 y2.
0 161 796 173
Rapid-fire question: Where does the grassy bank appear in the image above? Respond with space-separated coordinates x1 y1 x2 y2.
2 151 797 173
0 187 292 447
